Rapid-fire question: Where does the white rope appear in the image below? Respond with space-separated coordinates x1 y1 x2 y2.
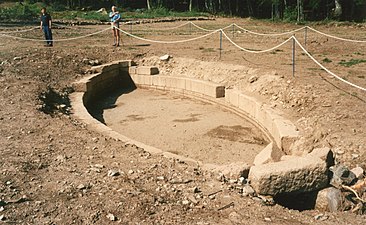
293 36 366 92
0 27 111 42
222 30 293 54
234 23 305 36
114 26 219 44
0 26 38 34
156 22 191 31
190 22 233 32
307 26 366 43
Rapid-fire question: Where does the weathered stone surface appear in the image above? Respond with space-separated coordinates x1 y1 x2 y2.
253 143 283 166
351 166 364 180
315 187 343 212
203 162 251 179
329 164 357 188
137 66 159 75
129 66 137 74
249 156 328 196
307 147 335 167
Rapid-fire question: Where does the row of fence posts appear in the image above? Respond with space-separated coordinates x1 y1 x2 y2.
127 21 310 78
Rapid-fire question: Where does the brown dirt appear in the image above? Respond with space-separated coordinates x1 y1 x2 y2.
98 88 268 165
0 18 366 224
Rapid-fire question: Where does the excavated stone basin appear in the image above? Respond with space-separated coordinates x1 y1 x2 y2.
71 60 303 178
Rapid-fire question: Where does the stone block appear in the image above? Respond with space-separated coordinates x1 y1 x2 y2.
203 82 225 98
151 76 166 88
190 79 205 95
315 187 343 212
129 66 137 74
307 147 335 167
225 89 240 107
253 143 284 166
272 119 299 154
141 75 152 86
169 76 186 90
249 156 328 196
238 94 259 119
137 66 159 75
203 162 251 179
101 63 120 73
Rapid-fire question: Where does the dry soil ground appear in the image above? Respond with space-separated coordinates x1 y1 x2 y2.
0 18 366 224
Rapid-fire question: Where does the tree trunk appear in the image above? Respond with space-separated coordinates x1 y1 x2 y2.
297 0 303 22
147 0 151 10
189 0 193 11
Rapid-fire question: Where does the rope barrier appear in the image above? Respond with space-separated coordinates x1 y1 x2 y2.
0 26 38 34
190 22 233 32
293 36 366 92
233 23 305 36
113 26 219 44
306 26 366 43
222 30 293 53
0 27 112 42
154 21 191 31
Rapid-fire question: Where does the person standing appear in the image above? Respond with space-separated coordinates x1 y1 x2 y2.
109 6 121 47
40 7 53 47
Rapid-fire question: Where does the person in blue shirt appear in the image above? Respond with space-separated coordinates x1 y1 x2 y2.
40 7 53 47
109 6 121 47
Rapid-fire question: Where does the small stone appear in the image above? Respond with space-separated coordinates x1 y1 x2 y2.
88 59 100 66
350 166 364 179
156 176 165 181
330 164 357 187
192 187 201 193
160 54 171 61
248 75 258 83
94 164 104 169
264 217 271 222
106 213 116 221
0 215 5 221
107 170 120 177
182 200 190 205
335 149 345 155
13 56 22 60
314 213 328 221
0 207 4 212
187 195 198 205
5 181 11 185
77 184 86 190
242 185 255 197
128 170 134 175
351 154 359 159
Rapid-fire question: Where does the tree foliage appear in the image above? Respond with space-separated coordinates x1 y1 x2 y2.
1 0 366 21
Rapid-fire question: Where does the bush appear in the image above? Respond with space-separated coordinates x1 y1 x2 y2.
283 6 297 22
0 2 43 21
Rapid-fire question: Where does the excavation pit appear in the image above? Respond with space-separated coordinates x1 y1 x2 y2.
71 59 301 175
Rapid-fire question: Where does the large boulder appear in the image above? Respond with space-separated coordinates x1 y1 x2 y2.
249 156 329 196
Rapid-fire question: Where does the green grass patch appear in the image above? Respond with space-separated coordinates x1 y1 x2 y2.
339 59 366 67
322 58 332 63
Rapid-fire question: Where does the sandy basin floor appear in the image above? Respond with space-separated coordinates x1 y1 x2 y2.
99 88 269 165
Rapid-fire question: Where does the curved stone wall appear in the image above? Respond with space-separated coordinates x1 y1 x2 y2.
70 60 301 174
